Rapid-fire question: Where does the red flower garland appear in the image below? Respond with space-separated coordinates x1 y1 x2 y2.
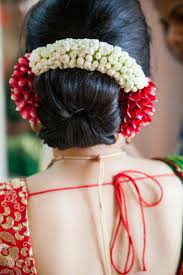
120 82 156 138
9 54 40 126
9 54 156 138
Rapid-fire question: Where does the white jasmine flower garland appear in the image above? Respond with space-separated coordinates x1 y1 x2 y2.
29 38 149 93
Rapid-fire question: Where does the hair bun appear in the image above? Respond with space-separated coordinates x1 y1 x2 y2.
26 0 150 149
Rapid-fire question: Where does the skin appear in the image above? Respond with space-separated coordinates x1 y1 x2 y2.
18 0 39 16
26 135 183 275
167 20 183 62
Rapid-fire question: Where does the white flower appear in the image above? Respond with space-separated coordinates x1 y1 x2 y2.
63 64 70 69
35 63 42 70
98 64 107 73
52 52 61 60
33 69 39 75
69 50 78 59
90 40 100 51
77 57 85 67
70 43 78 51
77 48 86 57
124 87 131 93
58 40 70 52
134 77 145 89
86 55 93 62
47 44 55 51
108 54 118 64
133 65 144 77
95 52 102 60
105 63 111 70
125 59 134 68
114 72 120 79
120 66 128 74
118 77 125 86
40 59 48 68
99 42 113 55
100 57 107 65
119 52 129 64
107 69 115 76
59 48 67 55
127 68 134 76
69 59 76 68
113 62 121 71
84 61 92 69
86 48 95 55
60 54 70 64
47 59 54 66
30 52 41 64
40 48 49 58
54 60 61 67
125 80 134 92
132 86 138 92
92 60 99 69
113 46 122 56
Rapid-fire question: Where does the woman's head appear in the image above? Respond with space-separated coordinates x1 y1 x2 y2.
25 0 150 150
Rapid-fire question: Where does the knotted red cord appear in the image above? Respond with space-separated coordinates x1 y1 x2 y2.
110 170 164 274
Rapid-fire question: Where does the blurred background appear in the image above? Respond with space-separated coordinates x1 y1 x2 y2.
0 0 183 180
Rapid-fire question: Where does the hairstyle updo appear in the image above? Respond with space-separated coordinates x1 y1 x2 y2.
25 0 150 150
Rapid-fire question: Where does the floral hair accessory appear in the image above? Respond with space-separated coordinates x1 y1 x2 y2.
29 38 149 92
9 38 157 138
9 54 40 127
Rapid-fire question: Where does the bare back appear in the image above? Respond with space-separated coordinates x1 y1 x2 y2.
26 155 183 275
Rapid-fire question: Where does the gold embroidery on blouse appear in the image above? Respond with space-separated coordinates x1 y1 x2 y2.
16 258 24 268
31 267 37 273
0 214 3 224
0 184 5 190
0 268 22 275
18 191 25 198
21 247 28 257
25 256 32 266
0 179 36 274
1 216 14 230
21 197 27 205
23 265 32 273
0 254 7 266
3 207 11 217
15 232 24 241
5 184 12 191
29 246 33 257
14 268 22 275
11 179 24 189
14 211 21 222
13 223 23 232
0 245 19 268
22 222 27 227
0 232 16 245
8 247 19 261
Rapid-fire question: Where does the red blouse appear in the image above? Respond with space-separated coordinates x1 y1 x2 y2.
0 179 36 274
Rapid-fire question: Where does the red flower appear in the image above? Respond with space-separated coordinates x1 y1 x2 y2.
120 82 157 138
9 54 40 126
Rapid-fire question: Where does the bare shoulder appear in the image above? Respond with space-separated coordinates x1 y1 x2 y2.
26 169 55 194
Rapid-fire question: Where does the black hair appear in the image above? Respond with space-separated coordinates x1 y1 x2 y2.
25 0 150 149
168 2 183 23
